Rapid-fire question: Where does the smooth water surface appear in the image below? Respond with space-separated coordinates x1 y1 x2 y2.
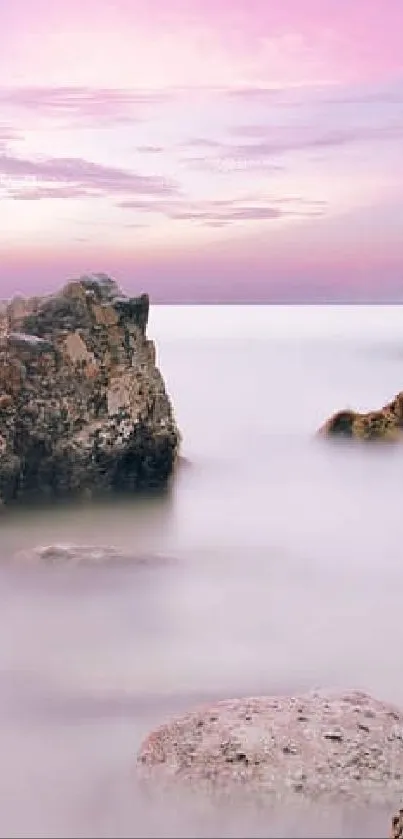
1 304 403 837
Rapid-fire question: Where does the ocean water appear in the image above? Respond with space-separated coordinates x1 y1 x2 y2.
1 304 403 837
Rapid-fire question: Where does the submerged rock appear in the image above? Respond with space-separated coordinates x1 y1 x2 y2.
12 543 174 567
0 274 180 505
317 392 403 442
137 690 403 809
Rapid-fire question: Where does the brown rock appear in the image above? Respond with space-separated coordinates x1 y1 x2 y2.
0 358 25 395
0 273 180 505
317 392 403 442
93 302 119 327
0 394 13 411
61 331 96 365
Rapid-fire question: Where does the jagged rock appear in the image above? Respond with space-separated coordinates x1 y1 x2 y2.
137 691 403 810
0 273 180 505
317 392 403 442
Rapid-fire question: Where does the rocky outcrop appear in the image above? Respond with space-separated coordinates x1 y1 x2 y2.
137 690 403 810
317 392 403 442
0 273 180 505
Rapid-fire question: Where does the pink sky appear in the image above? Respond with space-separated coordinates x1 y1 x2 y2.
0 0 402 302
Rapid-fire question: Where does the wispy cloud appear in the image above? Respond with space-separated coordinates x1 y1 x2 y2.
228 122 403 147
0 151 178 198
0 124 20 152
171 206 282 223
183 154 284 174
225 86 299 101
136 145 164 154
180 122 403 171
184 138 224 148
118 195 325 226
318 88 403 107
9 78 401 129
0 86 171 126
0 124 19 142
4 185 91 200
221 78 403 107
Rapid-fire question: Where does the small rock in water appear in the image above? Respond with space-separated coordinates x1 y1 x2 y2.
317 391 403 443
12 544 175 568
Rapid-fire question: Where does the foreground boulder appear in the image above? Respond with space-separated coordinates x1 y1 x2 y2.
137 691 403 809
0 274 180 504
317 392 403 442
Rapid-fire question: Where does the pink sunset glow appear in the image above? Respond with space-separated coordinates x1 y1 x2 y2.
0 0 402 302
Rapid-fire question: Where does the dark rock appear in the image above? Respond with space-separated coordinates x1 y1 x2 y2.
0 275 180 505
112 293 150 333
8 332 56 355
391 808 403 838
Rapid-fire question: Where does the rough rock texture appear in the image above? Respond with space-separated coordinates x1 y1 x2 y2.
391 809 403 838
137 691 403 810
12 543 175 568
317 392 403 442
0 274 180 505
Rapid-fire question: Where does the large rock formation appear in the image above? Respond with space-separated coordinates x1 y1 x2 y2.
317 392 403 442
0 274 180 505
137 690 403 809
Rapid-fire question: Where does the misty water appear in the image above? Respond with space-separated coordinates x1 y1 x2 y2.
1 304 403 838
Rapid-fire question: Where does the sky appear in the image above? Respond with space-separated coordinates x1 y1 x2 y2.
0 0 402 302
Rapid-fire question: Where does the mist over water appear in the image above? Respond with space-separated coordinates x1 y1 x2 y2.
1 304 403 837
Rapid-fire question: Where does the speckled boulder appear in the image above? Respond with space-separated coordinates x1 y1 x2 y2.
0 273 180 504
317 392 403 442
137 691 403 810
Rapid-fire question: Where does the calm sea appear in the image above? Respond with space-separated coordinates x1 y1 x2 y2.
1 304 403 838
